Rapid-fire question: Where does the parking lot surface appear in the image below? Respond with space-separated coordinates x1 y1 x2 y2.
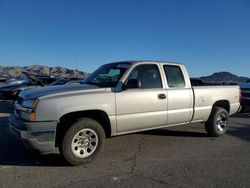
0 100 250 188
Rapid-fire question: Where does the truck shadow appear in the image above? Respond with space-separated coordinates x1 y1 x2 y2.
141 128 207 137
227 123 250 142
232 112 250 119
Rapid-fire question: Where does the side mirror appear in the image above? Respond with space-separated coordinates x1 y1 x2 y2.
124 79 141 89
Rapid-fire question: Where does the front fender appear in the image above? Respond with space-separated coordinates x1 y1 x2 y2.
35 92 116 121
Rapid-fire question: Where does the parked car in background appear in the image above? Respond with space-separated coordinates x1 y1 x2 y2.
190 78 206 86
239 82 250 112
0 74 56 100
0 76 83 100
49 78 83 86
66 79 84 85
0 75 13 84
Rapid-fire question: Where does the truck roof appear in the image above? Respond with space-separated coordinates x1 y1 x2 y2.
107 60 183 66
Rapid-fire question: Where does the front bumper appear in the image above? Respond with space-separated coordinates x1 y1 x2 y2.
9 113 58 154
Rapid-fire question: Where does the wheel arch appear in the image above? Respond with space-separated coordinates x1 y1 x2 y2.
212 100 230 113
55 110 112 147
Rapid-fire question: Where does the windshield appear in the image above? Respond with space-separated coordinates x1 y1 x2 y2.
83 63 131 87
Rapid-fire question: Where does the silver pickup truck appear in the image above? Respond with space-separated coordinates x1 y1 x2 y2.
9 61 240 165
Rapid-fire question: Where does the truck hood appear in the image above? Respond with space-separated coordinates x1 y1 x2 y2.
19 84 100 99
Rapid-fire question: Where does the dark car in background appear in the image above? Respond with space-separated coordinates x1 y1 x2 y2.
239 81 250 112
0 75 13 84
49 77 83 86
0 74 56 100
0 75 83 100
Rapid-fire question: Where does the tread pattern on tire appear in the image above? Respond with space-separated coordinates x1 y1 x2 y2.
60 118 105 166
205 107 229 137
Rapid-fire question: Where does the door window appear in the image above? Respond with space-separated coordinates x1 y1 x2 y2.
163 65 185 88
127 64 162 89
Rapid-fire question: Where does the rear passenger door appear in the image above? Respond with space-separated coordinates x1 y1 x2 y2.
116 64 168 134
163 65 193 125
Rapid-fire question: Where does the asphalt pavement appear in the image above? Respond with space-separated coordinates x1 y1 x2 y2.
0 100 249 188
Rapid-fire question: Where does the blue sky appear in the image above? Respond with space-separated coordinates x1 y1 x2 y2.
0 0 249 77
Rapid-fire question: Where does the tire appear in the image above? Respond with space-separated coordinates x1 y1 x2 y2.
59 118 105 166
205 107 229 137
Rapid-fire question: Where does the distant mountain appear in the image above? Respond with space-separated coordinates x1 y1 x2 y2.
199 72 249 84
0 65 88 78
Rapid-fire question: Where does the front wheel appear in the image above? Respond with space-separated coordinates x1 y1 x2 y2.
205 107 229 137
59 118 105 166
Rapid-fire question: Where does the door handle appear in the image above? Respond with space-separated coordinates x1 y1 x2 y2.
158 93 166 99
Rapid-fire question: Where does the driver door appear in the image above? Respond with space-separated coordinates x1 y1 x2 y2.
115 64 168 134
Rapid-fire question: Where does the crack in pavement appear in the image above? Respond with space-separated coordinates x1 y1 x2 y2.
130 137 144 175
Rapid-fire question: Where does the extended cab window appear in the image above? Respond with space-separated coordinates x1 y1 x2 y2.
164 65 185 88
127 64 162 89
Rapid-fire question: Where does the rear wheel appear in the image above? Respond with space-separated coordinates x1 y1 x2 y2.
205 107 229 137
59 118 105 166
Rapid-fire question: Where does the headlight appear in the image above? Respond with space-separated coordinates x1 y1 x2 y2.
18 99 39 121
22 99 39 109
20 111 36 121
